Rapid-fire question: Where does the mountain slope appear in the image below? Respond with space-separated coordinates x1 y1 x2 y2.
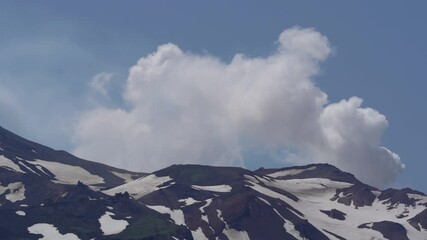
106 164 427 240
0 126 192 239
0 126 146 189
0 125 426 239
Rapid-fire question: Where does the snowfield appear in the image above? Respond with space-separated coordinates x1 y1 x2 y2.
246 175 427 240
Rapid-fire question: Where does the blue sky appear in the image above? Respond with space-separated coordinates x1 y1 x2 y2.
0 1 426 192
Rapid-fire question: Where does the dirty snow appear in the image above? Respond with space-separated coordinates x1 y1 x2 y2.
28 223 80 240
103 174 172 199
266 178 352 197
191 184 232 193
98 211 129 235
110 171 135 183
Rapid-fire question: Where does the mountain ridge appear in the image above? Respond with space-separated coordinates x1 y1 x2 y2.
0 125 426 239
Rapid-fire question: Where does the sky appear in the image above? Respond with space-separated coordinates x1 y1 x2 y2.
0 1 426 192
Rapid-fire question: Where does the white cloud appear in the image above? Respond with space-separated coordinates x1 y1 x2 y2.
90 72 114 97
72 26 404 187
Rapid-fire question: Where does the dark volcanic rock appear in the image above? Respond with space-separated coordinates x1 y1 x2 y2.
379 188 425 208
331 184 377 207
359 221 409 240
154 164 252 186
408 209 427 231
320 209 347 220
323 229 347 240
372 221 409 240
255 163 361 184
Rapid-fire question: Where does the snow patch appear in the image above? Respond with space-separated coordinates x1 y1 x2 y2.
191 184 232 192
158 181 175 189
110 171 135 183
146 205 185 226
191 227 207 240
199 198 213 226
200 199 212 212
34 159 104 185
0 182 25 202
267 166 317 178
244 174 261 183
273 209 302 239
15 210 26 216
257 197 271 206
246 180 296 204
103 174 172 199
408 193 427 205
0 155 24 173
223 229 250 240
179 197 199 206
201 214 209 224
35 165 50 175
215 208 250 239
98 211 129 235
17 161 42 176
371 190 382 197
265 178 352 198
28 223 80 240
